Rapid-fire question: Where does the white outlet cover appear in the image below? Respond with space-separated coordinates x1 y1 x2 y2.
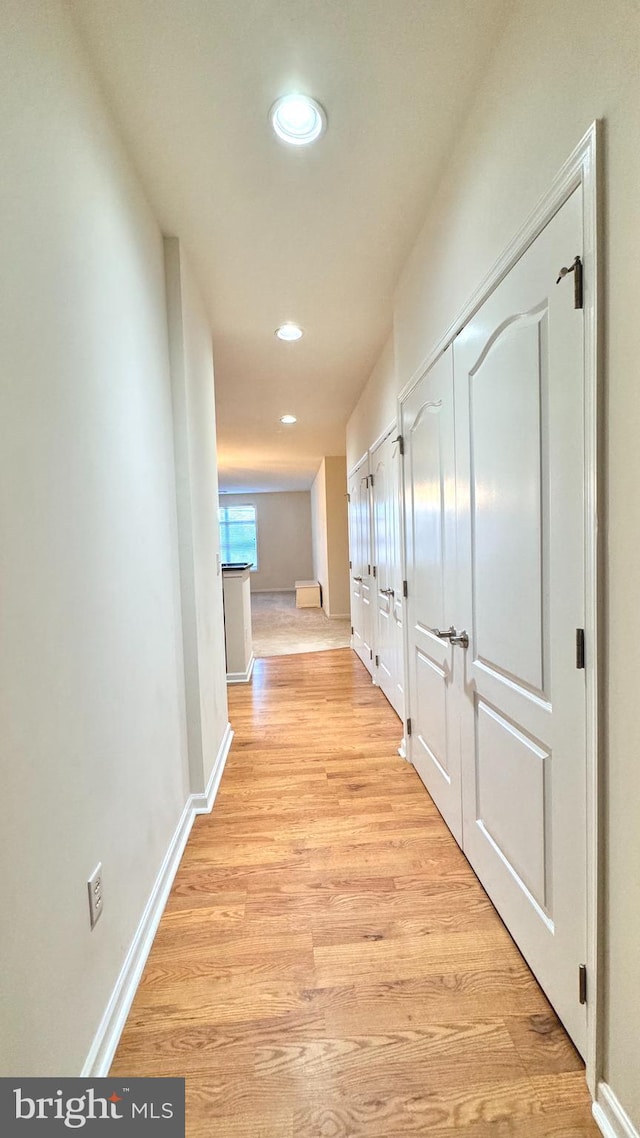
87 863 103 929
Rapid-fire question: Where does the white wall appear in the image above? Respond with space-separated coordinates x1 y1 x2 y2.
311 458 350 618
346 0 640 1125
325 457 350 618
310 462 330 605
347 336 396 473
219 491 313 592
165 237 229 795
0 0 221 1076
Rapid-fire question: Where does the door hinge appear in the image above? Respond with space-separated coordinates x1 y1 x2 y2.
373 564 377 578
394 434 405 456
556 255 583 309
349 560 352 569
403 580 408 598
579 964 587 1005
370 649 373 660
347 492 351 502
375 654 379 667
576 628 585 669
406 717 412 737
351 625 354 635
368 564 371 575
369 473 374 488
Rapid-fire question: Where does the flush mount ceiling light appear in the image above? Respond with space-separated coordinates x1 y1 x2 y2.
275 323 303 341
280 414 297 425
270 94 327 146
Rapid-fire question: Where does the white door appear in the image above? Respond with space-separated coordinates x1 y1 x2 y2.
348 459 373 674
371 429 404 719
454 187 587 1052
402 349 463 845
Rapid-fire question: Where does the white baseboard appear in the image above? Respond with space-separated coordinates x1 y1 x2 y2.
81 721 233 1077
226 654 255 684
594 1083 639 1138
192 722 233 813
328 612 350 620
250 588 292 593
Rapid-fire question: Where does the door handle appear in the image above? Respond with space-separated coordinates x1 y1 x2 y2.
433 626 456 640
380 587 394 597
433 626 469 648
450 630 469 648
353 575 363 582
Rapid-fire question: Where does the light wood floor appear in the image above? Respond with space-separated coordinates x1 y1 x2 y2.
111 648 600 1138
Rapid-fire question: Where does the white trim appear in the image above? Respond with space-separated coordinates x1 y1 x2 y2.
226 654 255 684
398 123 600 406
397 121 601 1089
250 587 294 593
191 722 234 813
348 451 369 479
328 611 350 620
81 798 193 1078
368 419 397 456
82 723 234 1076
594 1084 640 1138
583 122 603 1100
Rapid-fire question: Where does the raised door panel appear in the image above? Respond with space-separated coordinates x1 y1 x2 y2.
471 316 547 697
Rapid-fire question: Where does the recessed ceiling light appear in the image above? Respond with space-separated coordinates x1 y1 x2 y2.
280 414 297 425
270 94 327 146
275 323 303 341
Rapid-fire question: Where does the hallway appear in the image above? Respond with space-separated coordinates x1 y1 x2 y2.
110 649 598 1137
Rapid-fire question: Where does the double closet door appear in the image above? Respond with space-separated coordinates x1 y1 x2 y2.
402 188 588 1053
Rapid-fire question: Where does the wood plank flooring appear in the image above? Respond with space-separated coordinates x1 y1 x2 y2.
111 648 599 1138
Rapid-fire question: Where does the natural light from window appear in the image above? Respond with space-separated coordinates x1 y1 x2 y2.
218 505 258 569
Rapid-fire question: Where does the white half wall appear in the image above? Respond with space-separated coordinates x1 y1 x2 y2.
346 0 640 1127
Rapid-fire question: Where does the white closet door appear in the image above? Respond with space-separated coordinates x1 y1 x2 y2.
402 349 462 844
371 429 404 719
454 186 587 1052
348 459 373 673
389 432 406 720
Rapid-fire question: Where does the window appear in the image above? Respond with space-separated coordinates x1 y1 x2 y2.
218 505 258 569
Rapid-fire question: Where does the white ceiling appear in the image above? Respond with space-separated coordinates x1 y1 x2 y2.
70 0 510 492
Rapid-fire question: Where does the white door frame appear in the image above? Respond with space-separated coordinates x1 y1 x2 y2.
348 451 374 673
368 421 396 694
369 421 406 719
398 122 601 1093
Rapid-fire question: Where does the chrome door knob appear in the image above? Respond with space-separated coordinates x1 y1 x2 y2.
450 630 469 648
434 626 469 648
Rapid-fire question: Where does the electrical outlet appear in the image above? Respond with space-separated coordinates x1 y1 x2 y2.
87 863 103 929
